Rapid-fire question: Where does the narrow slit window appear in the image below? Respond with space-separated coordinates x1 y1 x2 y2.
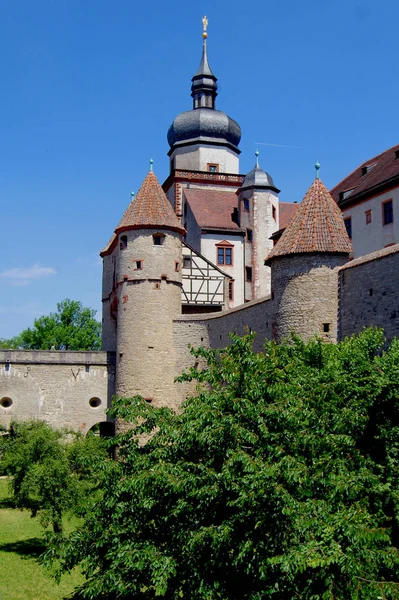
135 260 143 270
153 233 166 246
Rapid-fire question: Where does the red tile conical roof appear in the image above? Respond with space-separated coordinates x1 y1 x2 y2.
265 178 352 264
115 170 185 235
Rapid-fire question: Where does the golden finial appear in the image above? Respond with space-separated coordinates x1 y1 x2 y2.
202 15 208 39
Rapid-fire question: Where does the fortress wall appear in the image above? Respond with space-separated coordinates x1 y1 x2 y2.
338 246 399 342
173 296 274 403
0 351 115 433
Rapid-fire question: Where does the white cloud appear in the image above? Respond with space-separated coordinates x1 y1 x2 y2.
0 264 57 286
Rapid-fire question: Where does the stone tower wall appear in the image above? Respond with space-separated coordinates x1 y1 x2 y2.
115 228 182 413
270 254 348 342
101 252 117 352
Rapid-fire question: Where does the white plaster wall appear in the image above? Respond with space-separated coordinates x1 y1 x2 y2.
200 233 244 306
171 144 239 174
342 188 399 257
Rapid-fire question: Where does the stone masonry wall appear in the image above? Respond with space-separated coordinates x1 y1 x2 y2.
173 296 274 404
338 246 399 341
0 351 115 433
271 254 349 343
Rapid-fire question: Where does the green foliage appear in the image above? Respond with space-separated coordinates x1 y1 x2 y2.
45 329 399 599
1 421 108 533
1 299 101 350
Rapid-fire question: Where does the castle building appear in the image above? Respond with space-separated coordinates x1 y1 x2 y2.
0 20 398 434
162 24 287 307
330 145 399 257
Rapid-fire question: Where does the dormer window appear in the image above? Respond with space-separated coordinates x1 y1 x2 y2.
120 235 128 249
340 188 355 201
153 233 165 246
362 163 376 175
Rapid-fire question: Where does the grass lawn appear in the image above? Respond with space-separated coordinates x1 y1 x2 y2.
0 478 84 600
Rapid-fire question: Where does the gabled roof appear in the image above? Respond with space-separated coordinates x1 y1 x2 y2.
115 171 185 235
265 178 352 264
100 170 185 257
184 188 242 231
331 144 399 207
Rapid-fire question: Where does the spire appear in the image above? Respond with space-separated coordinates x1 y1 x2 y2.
191 16 218 109
265 178 352 264
115 170 185 235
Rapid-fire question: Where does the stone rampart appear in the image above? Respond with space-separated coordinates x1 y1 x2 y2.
338 244 399 341
0 351 115 433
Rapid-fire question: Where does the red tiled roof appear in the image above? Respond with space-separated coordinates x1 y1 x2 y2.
331 144 399 206
265 178 352 264
339 243 399 271
279 202 298 229
100 232 117 256
184 188 241 231
100 171 185 257
116 171 185 235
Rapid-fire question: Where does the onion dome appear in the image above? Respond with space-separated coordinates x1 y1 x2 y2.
167 19 241 154
239 150 279 192
265 164 352 265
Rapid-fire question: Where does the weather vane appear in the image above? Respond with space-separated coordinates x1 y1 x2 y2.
202 15 208 39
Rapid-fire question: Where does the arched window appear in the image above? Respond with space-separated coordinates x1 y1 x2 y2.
120 235 128 250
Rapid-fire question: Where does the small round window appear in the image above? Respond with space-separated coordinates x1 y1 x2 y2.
89 397 102 408
0 397 13 409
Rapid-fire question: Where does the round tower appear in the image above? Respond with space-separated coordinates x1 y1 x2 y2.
108 165 185 425
265 164 352 342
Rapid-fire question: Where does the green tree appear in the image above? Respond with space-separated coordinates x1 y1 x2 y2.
2 299 101 350
45 330 399 599
1 420 108 533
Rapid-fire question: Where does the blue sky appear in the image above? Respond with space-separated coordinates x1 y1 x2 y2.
1 0 398 338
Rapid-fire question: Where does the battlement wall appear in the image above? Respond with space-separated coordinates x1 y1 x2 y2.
0 351 116 433
338 244 399 342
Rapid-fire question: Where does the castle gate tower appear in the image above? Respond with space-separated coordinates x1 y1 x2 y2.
100 166 185 423
265 165 352 342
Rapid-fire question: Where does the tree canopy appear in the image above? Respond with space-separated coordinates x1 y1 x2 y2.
44 329 399 599
0 299 101 350
0 420 108 533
